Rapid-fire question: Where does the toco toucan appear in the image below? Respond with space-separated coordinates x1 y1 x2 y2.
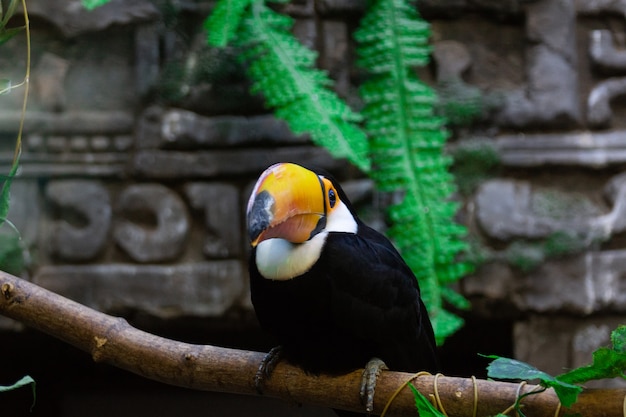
246 162 439 414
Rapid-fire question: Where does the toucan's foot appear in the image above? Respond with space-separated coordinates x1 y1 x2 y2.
255 345 284 394
359 357 388 414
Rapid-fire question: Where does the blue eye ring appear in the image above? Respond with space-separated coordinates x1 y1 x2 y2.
328 188 336 208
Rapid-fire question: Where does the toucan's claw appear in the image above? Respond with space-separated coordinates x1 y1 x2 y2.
359 357 388 414
255 345 284 394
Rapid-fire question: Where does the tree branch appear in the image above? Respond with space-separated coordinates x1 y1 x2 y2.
0 270 623 416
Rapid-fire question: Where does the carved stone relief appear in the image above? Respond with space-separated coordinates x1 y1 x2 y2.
38 179 247 317
3 0 626 386
47 180 112 262
427 0 626 379
496 0 581 127
114 184 190 263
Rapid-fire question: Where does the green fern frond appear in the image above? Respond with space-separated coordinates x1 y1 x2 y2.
356 0 473 344
205 0 251 47
205 0 370 171
355 0 431 72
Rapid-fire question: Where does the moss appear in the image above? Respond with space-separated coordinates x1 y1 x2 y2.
544 231 588 258
436 77 503 126
505 241 545 272
504 232 589 273
450 138 500 195
158 46 246 103
531 190 601 220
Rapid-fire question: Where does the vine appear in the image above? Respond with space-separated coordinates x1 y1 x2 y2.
482 326 626 416
0 0 29 233
383 325 626 417
0 0 35 406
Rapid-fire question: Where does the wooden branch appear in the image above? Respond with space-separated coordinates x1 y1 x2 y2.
0 270 624 416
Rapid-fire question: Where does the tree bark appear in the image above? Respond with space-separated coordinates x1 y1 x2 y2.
0 270 624 416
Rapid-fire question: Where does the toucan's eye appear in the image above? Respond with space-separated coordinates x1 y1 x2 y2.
328 188 336 208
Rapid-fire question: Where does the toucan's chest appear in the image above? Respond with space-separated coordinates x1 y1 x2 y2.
249 232 368 343
249 229 438 374
249 240 379 372
250 242 335 323
249 229 410 322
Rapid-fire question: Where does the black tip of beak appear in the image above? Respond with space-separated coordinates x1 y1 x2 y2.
247 190 274 243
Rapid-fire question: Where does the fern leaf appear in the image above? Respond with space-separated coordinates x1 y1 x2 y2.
205 0 251 47
205 0 370 171
356 0 473 344
241 3 369 170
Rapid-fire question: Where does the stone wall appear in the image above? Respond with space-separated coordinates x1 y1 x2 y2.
2 0 626 399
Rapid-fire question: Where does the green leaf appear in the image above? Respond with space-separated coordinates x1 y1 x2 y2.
486 355 554 381
612 325 626 353
204 0 251 47
551 383 583 409
0 162 18 226
0 161 19 228
431 309 464 346
485 355 582 407
0 375 35 392
231 0 370 171
0 78 11 95
558 347 626 384
0 375 36 410
81 0 110 10
556 325 626 385
355 0 472 343
0 25 24 46
0 233 25 275
408 383 445 417
441 286 470 310
0 0 20 28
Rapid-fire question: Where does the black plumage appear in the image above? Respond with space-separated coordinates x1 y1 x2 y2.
248 165 439 378
249 226 439 375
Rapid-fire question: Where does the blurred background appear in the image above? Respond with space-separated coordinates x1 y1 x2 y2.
1 0 626 415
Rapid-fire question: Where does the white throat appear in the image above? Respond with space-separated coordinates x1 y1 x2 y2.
255 201 357 281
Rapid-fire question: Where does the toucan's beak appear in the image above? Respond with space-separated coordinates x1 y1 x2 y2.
247 163 326 247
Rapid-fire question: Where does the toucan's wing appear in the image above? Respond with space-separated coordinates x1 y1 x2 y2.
323 226 440 373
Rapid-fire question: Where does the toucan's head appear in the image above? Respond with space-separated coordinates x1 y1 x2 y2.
247 162 356 247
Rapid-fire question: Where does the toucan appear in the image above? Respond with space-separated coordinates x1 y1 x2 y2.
246 162 440 414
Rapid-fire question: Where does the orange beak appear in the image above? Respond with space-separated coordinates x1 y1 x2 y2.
247 163 326 247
